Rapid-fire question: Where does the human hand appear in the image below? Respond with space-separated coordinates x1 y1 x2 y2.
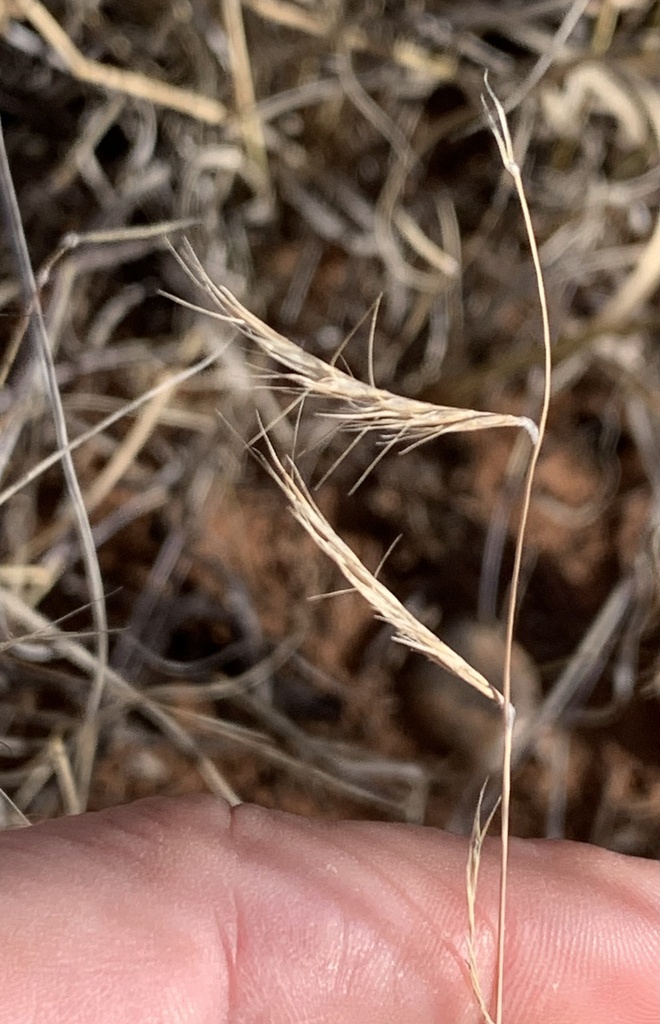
0 795 657 1023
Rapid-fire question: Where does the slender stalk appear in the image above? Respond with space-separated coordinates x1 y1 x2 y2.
481 76 552 1024
0 117 108 809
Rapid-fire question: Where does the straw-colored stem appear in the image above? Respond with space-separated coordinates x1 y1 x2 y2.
482 76 552 1024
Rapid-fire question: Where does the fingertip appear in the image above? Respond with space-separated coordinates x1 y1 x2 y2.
0 796 657 1024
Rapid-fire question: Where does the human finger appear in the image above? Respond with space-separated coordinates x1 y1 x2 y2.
0 795 657 1023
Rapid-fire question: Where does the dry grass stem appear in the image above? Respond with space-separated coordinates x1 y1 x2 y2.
0 585 242 808
25 376 176 559
222 0 272 201
589 78 660 332
482 74 553 1024
0 347 226 511
6 0 228 124
466 784 500 1024
0 119 107 808
243 0 457 79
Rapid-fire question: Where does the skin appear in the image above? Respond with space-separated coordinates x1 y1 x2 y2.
0 795 657 1023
